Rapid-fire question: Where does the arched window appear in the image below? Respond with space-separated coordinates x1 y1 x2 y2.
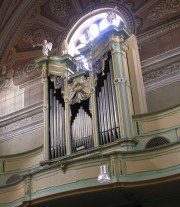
67 8 125 58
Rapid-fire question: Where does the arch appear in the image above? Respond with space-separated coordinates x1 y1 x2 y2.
57 2 135 55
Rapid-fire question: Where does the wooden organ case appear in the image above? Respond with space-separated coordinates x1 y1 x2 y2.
35 25 146 161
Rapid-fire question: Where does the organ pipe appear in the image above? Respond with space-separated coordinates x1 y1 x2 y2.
49 89 66 158
96 68 120 145
71 106 93 151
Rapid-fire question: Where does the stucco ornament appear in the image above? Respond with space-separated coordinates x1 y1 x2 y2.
50 0 69 17
0 66 14 90
148 0 180 21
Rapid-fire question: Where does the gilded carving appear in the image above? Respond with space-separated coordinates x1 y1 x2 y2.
101 54 108 76
50 75 64 92
148 0 180 21
64 76 92 104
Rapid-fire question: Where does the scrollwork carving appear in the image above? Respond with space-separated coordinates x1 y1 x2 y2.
49 0 69 17
64 76 92 104
14 61 39 78
23 29 53 45
50 75 64 91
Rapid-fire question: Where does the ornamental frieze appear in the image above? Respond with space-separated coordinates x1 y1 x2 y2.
23 29 53 45
0 113 43 135
143 62 180 82
14 61 40 78
148 0 180 21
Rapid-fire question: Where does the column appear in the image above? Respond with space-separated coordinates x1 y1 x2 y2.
41 65 50 160
89 71 99 147
110 36 133 139
64 79 71 155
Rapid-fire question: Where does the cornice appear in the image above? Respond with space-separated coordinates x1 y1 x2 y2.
134 0 159 14
144 70 180 92
0 101 44 142
137 18 180 44
141 47 180 70
141 48 180 92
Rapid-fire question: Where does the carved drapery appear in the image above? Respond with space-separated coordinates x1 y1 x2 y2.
64 76 94 104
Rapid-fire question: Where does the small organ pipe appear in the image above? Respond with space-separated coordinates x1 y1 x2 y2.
50 89 54 158
102 87 108 143
104 79 112 142
71 106 93 151
107 74 116 141
109 62 120 138
53 96 57 158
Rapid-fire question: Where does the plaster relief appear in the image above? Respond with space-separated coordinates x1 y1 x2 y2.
148 0 180 21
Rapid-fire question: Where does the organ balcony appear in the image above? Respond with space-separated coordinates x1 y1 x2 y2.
0 24 180 207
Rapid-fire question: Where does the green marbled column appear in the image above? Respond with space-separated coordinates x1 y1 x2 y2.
110 38 133 139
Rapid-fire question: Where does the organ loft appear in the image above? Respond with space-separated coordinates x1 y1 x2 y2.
1 2 180 206
35 22 147 161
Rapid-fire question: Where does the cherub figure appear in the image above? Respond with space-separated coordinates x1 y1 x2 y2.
33 40 53 56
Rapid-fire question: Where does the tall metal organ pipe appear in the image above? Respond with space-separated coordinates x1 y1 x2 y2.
49 89 66 158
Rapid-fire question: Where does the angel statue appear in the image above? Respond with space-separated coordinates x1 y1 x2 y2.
33 40 53 56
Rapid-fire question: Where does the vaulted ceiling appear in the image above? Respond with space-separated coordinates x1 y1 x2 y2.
0 0 180 88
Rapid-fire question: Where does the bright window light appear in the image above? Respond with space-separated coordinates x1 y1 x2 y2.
89 24 99 38
99 18 109 31
113 19 120 27
76 43 86 50
79 34 87 44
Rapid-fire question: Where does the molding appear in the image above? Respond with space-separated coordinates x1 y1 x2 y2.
141 47 180 69
137 19 180 44
141 48 180 92
147 0 180 21
19 76 42 89
144 71 180 92
0 102 44 142
134 0 159 14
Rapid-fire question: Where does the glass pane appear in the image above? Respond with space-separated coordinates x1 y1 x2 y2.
89 23 99 38
99 18 109 31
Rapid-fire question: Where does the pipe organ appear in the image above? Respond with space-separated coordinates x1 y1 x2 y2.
35 25 145 160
